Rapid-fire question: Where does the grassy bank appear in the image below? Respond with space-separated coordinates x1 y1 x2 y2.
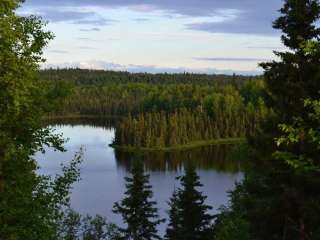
110 138 245 152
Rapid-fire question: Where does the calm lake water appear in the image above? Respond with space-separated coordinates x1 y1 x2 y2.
35 119 243 233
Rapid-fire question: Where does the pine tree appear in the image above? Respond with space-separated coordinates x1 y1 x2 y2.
228 0 320 239
165 164 214 240
113 159 164 240
262 0 320 117
165 190 180 240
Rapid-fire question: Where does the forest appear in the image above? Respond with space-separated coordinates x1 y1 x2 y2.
113 105 263 149
2 0 320 239
42 69 267 149
41 69 264 116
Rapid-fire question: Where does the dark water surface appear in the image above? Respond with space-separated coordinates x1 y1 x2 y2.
35 119 243 233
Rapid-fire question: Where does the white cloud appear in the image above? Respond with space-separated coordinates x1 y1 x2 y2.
42 60 262 75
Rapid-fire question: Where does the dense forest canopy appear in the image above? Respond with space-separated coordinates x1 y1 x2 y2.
41 69 267 149
40 69 265 117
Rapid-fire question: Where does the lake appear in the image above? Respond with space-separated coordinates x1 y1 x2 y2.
35 119 243 234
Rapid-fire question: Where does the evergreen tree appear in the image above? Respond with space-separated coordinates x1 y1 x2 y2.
113 159 164 240
165 164 214 240
165 190 180 240
224 0 320 239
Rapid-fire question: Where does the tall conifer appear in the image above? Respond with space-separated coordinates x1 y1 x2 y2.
165 164 214 240
113 159 164 240
232 0 320 239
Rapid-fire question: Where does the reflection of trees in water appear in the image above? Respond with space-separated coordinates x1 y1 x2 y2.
44 120 243 174
114 144 242 173
45 117 118 130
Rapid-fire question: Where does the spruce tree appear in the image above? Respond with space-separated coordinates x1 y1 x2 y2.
165 164 214 240
231 0 320 239
165 190 180 240
113 159 164 240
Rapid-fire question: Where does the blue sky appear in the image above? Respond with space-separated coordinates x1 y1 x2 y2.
19 0 284 75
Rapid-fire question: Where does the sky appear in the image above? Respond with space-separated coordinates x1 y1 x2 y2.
19 0 285 75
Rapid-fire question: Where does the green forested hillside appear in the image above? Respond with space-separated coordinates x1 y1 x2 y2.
41 69 267 149
41 69 264 116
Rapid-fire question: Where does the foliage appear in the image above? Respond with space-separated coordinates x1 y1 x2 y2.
219 0 320 239
212 208 250 240
113 88 267 149
41 74 265 118
40 68 259 86
113 159 164 240
274 99 320 173
57 209 121 240
41 69 267 149
0 1 83 239
165 164 214 240
212 183 251 240
0 146 83 240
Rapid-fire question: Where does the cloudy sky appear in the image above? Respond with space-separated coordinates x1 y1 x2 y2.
19 0 284 75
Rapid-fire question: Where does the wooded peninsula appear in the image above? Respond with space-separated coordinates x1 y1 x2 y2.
42 69 267 150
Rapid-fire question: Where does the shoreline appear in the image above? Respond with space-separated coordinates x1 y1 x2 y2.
44 114 123 120
110 138 245 152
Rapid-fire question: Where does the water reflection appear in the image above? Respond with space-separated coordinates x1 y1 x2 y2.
36 119 244 234
43 116 117 129
115 144 242 173
45 118 243 174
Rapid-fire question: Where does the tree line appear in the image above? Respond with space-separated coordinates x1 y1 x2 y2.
45 78 265 117
40 68 260 86
43 72 268 148
113 88 267 149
